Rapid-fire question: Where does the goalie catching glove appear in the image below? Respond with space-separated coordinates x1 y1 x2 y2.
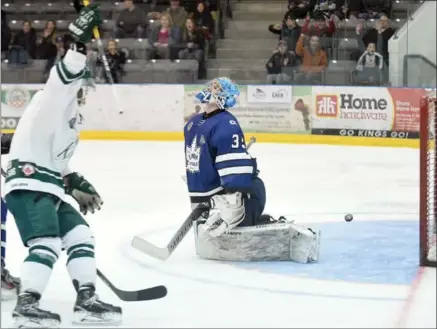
64 172 103 215
203 192 245 237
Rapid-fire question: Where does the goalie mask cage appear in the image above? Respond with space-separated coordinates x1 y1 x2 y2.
420 89 437 267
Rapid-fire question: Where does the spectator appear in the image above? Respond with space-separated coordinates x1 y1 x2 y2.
192 2 214 41
354 41 384 85
43 35 64 81
284 0 313 19
147 13 181 60
178 18 206 79
114 0 147 39
268 14 301 53
266 40 297 84
8 20 37 65
295 33 327 84
36 20 57 60
1 10 12 60
302 11 336 54
165 0 187 29
97 40 127 83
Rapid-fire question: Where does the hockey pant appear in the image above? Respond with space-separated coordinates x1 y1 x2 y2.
238 177 266 227
1 197 7 268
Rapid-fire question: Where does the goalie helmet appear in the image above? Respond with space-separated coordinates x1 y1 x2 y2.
194 77 240 110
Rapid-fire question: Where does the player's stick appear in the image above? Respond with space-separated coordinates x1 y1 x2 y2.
81 0 124 114
96 269 167 302
134 136 257 260
0 170 167 301
180 136 257 183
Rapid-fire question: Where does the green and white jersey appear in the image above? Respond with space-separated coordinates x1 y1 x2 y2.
3 49 87 201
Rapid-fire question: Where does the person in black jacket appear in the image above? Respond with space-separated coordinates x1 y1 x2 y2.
266 40 298 84
97 39 127 83
1 10 12 60
268 14 301 53
8 21 37 64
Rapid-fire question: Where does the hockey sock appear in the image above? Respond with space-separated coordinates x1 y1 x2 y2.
66 243 96 288
21 240 61 294
1 198 7 267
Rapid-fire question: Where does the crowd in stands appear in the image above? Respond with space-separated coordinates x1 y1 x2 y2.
1 0 219 81
266 0 396 86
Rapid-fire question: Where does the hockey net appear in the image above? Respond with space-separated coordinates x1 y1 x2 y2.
420 89 437 267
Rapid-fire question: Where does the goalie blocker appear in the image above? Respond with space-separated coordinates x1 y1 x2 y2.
193 219 320 263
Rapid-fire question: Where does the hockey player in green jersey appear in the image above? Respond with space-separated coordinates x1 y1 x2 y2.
3 4 122 328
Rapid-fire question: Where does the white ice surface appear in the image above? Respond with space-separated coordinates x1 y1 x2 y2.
1 141 435 328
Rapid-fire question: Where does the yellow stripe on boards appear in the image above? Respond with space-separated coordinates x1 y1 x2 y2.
1 130 419 149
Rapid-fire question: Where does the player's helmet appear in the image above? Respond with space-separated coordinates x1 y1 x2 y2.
195 77 240 110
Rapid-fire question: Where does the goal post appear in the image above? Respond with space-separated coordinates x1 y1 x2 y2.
420 89 437 267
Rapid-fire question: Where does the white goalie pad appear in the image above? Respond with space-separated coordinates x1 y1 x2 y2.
194 220 320 263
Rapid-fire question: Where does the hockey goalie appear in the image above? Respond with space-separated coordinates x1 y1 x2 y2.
184 78 320 263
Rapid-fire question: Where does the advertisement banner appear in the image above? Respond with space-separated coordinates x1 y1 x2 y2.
184 85 312 134
1 85 40 129
1 84 185 132
246 85 292 104
311 86 426 137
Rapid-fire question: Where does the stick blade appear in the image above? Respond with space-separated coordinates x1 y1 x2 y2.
131 285 168 302
131 236 171 260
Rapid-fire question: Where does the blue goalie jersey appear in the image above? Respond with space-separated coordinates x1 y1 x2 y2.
184 110 255 203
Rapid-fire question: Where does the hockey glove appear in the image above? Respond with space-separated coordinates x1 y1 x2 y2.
64 172 103 215
205 192 245 237
68 3 102 44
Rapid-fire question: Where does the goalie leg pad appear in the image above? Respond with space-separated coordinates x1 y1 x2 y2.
288 222 320 263
194 220 320 263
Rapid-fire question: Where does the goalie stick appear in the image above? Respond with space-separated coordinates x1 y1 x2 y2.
132 136 257 260
0 170 167 302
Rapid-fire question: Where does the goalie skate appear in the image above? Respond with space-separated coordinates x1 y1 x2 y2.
72 284 122 325
12 292 61 328
1 267 21 301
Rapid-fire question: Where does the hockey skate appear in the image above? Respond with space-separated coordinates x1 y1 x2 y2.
12 291 61 328
1 267 21 301
72 284 122 325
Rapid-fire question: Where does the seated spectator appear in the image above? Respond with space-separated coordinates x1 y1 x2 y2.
295 33 327 84
8 20 37 65
97 39 127 83
147 13 181 60
268 14 301 53
284 0 313 19
1 10 12 60
178 18 206 79
86 45 99 81
114 0 147 39
36 20 57 61
266 40 297 84
165 0 187 29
